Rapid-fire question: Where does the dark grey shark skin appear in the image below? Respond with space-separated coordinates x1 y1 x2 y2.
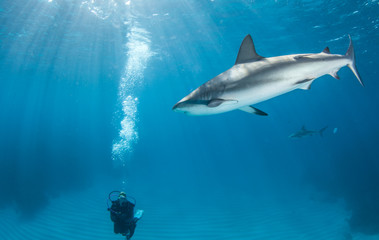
173 34 363 116
289 126 328 138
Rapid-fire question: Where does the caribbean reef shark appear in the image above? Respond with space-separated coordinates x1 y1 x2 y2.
173 34 363 116
289 126 328 138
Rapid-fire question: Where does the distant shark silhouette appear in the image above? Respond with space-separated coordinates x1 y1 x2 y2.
289 126 328 138
173 34 363 116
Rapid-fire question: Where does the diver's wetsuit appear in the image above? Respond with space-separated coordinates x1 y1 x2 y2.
110 199 136 239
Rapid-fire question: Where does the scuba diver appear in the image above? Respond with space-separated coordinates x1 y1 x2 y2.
108 191 143 240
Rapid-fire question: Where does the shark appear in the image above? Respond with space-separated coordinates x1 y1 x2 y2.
289 126 328 138
172 34 363 116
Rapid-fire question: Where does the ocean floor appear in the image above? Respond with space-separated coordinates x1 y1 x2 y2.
0 182 377 240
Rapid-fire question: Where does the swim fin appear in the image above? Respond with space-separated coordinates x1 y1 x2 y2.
134 209 144 221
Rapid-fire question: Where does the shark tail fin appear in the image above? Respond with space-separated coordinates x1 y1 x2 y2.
319 126 328 137
346 35 364 87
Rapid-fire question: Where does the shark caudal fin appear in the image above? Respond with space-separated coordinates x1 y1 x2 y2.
346 35 364 87
319 126 328 137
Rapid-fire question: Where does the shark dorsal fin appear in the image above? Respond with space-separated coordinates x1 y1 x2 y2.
301 125 306 131
235 35 263 65
322 47 331 54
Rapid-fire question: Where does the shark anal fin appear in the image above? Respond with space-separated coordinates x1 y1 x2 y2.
208 99 238 108
235 34 264 65
329 70 340 79
296 78 315 90
322 47 331 54
239 105 268 116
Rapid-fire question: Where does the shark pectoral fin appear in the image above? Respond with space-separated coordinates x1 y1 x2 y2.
207 99 224 108
235 35 264 64
296 78 315 90
239 105 268 116
207 99 238 108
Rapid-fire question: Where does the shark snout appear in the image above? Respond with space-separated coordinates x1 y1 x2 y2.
173 95 193 112
173 97 202 115
172 102 181 111
172 101 187 113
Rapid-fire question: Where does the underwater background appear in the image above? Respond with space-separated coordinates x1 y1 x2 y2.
0 0 378 239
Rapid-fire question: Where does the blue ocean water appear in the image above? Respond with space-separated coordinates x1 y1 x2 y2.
0 0 378 239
